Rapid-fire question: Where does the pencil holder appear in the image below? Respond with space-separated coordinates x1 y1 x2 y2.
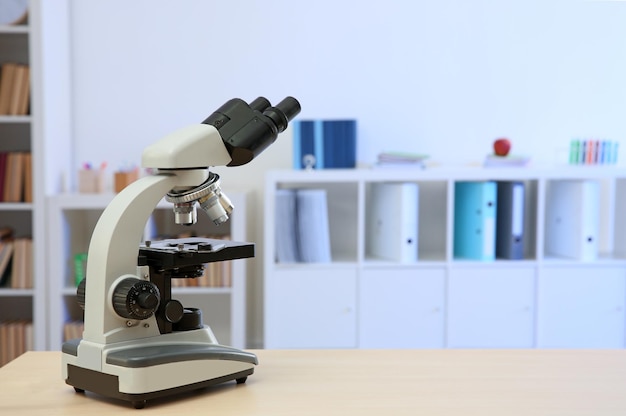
114 170 139 193
78 169 105 193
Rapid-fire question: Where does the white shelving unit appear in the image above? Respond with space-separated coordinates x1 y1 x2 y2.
47 190 251 350
0 0 71 358
264 166 626 349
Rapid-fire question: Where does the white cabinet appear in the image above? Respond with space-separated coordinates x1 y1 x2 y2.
359 267 445 348
264 167 626 349
447 265 535 348
537 265 626 348
47 191 251 350
264 267 357 348
0 1 71 362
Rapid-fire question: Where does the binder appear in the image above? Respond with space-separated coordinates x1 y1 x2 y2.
274 189 299 263
295 189 332 263
366 182 419 262
545 180 599 261
496 181 525 260
454 181 497 260
293 120 356 169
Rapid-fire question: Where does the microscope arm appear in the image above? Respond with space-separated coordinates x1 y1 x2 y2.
82 169 209 347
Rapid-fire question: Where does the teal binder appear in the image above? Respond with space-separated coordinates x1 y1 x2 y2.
454 181 497 260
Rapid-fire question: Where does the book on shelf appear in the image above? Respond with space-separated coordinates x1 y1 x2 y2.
0 63 30 116
0 237 33 289
374 152 429 169
0 320 33 367
10 238 32 289
0 152 32 203
484 154 531 167
0 242 14 287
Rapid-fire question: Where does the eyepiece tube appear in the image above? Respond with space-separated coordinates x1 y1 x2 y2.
249 97 271 113
275 96 301 123
263 97 302 134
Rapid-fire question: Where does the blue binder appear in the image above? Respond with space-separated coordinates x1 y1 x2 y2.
293 120 356 169
495 181 525 260
454 181 497 260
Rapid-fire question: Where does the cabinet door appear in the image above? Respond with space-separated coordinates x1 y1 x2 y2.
264 268 357 348
448 267 535 348
359 268 445 348
537 266 626 348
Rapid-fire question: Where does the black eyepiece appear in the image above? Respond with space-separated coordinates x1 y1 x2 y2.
202 96 301 166
275 97 301 123
249 97 271 113
263 96 301 134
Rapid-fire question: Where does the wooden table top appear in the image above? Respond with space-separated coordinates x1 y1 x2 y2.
1 349 626 415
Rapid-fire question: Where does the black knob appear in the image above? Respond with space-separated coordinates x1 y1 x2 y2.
138 292 159 310
173 308 203 331
162 299 185 324
112 278 161 320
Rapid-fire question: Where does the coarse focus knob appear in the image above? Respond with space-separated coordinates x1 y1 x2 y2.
112 278 161 320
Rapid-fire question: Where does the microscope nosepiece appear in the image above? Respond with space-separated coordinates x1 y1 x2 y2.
166 172 232 226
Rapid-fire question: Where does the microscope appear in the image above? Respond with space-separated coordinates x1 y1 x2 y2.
62 96 301 409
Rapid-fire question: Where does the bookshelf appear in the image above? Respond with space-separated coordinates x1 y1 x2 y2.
0 0 71 365
264 167 626 349
47 191 251 351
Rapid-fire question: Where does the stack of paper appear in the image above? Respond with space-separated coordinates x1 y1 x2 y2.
375 152 429 169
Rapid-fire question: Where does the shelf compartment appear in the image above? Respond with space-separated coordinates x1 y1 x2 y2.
275 181 359 263
364 180 447 263
0 31 29 63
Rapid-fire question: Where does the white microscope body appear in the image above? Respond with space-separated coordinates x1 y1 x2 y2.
61 97 300 409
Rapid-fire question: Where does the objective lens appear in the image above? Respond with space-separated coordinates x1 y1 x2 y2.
198 194 229 225
217 191 234 215
173 202 197 226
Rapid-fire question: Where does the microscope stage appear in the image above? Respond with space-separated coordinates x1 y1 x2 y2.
139 237 254 269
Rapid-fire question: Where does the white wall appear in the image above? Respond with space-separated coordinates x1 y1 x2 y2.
67 0 626 347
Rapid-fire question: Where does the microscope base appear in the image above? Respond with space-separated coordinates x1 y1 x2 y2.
62 336 258 409
66 363 254 409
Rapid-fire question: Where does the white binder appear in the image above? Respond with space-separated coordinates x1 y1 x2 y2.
367 182 419 262
296 189 332 263
274 189 299 263
545 180 599 261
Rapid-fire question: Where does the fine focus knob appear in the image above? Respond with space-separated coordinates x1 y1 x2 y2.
112 278 161 320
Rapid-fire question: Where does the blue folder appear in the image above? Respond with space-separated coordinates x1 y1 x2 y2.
293 120 356 169
454 181 497 261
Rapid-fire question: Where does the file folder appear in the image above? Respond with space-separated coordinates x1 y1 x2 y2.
545 180 599 261
367 182 419 262
296 189 332 263
274 189 299 263
496 181 525 260
293 120 356 169
454 181 497 260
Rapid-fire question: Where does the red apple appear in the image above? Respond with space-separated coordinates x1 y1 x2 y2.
493 138 511 156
